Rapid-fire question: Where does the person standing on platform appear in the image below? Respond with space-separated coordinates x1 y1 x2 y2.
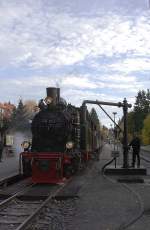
94 147 100 161
0 140 3 162
129 134 141 168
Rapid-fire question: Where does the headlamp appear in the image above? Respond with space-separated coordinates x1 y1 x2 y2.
21 141 30 150
66 141 74 149
44 96 53 105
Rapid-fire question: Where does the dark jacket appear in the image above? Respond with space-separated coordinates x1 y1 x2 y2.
129 137 141 152
0 141 3 151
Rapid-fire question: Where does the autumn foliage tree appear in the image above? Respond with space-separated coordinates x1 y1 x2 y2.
142 114 150 145
119 89 150 143
24 100 37 120
0 102 15 140
133 89 150 134
11 99 37 131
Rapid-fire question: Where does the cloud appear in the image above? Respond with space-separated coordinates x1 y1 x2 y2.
0 0 149 126
0 72 143 104
109 58 150 73
98 75 136 83
0 73 140 126
0 1 149 70
61 74 143 93
62 76 97 89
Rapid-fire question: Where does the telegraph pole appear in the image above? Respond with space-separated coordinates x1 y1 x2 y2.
122 98 129 168
113 112 117 149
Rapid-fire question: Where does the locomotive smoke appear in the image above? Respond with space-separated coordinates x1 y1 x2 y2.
12 131 31 158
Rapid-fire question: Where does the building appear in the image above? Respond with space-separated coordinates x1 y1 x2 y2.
0 102 15 141
0 102 15 120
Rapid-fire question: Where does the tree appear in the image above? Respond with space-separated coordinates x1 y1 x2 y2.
90 108 100 129
142 114 150 145
117 89 150 142
133 89 150 134
125 111 135 142
24 100 37 120
0 102 15 141
11 99 30 131
127 112 134 133
101 125 109 141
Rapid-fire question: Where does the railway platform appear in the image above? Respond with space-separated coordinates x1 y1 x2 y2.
58 143 150 230
0 147 19 180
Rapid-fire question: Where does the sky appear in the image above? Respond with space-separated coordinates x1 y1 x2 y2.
0 0 150 126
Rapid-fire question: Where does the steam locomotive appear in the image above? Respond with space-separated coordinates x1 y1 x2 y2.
20 87 101 183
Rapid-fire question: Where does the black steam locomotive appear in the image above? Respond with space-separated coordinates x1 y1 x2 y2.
20 87 101 183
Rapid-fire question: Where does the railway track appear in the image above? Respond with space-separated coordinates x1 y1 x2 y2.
140 149 150 163
0 184 35 230
0 180 68 230
126 148 150 165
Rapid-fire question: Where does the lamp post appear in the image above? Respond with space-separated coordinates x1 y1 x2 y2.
113 112 117 128
113 112 117 144
110 124 113 144
113 112 117 167
0 108 3 141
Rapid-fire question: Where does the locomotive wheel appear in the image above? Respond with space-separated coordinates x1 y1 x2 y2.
22 157 32 176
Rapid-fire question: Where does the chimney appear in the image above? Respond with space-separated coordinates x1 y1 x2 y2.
46 87 60 105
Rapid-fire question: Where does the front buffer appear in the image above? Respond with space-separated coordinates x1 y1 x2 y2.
20 152 70 184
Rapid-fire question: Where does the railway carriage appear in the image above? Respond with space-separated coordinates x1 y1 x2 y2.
20 87 101 183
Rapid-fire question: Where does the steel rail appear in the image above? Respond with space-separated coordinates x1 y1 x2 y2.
16 180 70 230
141 156 150 163
0 183 34 210
140 150 150 163
0 174 22 187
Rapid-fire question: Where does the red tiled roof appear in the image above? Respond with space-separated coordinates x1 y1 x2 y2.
0 102 15 119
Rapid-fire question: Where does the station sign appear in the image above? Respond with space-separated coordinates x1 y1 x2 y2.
111 150 120 158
